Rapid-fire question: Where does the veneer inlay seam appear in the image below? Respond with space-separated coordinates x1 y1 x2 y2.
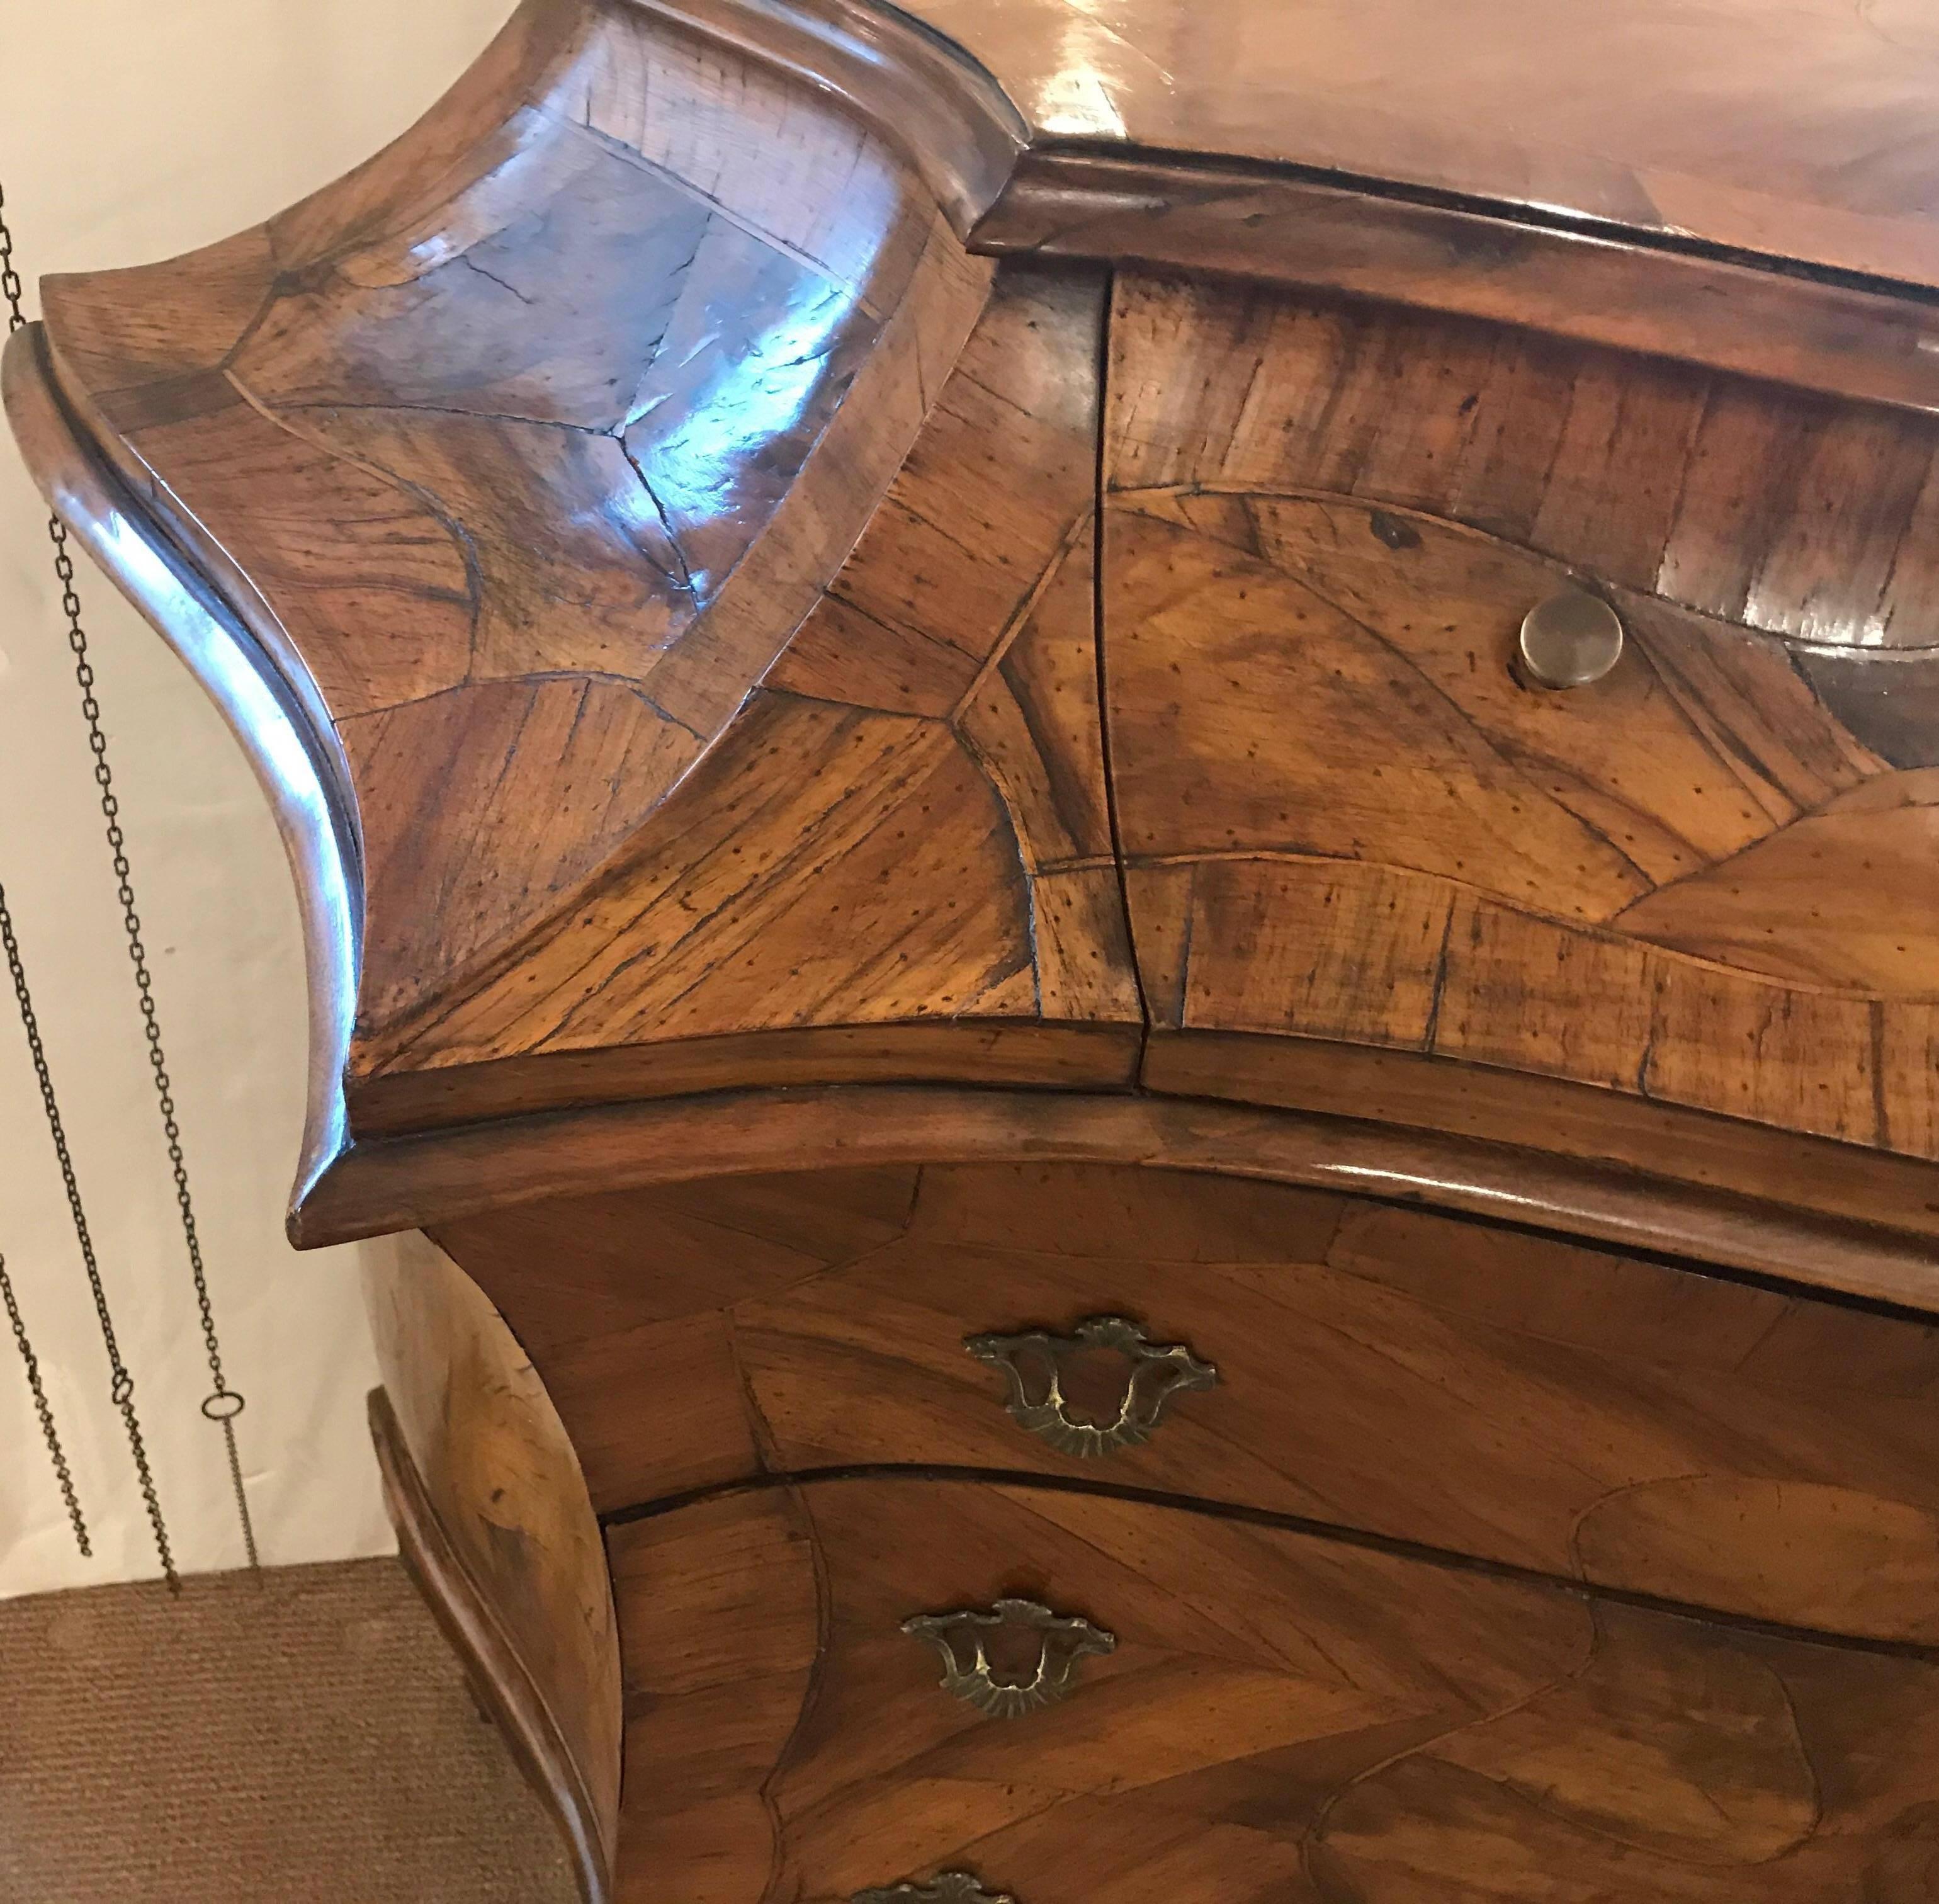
594 1463 1939 1664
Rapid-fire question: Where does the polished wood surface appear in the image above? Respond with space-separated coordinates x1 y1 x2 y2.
1107 278 1939 655
301 1081 1939 1305
1105 273 1939 1176
976 154 1939 417
907 0 1939 294
16 4 1939 1897
11 0 1939 1247
13 0 1138 1175
363 1233 619 1900
439 1161 1939 1642
609 1474 1939 1902
0 326 360 1204
340 261 1138 1135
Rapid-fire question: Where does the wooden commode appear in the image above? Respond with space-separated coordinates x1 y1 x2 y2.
10 1 1939 1897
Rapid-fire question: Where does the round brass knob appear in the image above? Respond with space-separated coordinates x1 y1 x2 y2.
1518 590 1624 689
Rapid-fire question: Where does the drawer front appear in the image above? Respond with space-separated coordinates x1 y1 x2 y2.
438 1161 1939 1642
1102 273 1939 1192
608 1474 1939 1903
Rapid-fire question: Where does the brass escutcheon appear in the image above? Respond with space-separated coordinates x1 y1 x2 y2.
903 1597 1116 1718
965 1315 1218 1458
854 1876 1017 1904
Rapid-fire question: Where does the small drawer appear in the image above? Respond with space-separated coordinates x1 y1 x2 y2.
609 1473 1939 1903
439 1159 1939 1643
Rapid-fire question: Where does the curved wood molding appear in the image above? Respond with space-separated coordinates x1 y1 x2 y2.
1 323 361 1213
373 1388 614 1903
300 1081 1939 1314
903 0 1939 293
366 1230 625 1904
625 0 1027 232
977 153 1939 416
653 0 1939 413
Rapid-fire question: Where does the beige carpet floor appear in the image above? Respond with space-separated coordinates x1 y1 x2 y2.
0 1556 579 1903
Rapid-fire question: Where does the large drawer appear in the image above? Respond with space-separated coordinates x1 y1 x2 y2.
1102 273 1939 1221
607 1473 1939 1903
437 1160 1939 1642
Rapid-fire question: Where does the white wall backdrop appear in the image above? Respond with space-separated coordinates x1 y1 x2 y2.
0 0 512 1595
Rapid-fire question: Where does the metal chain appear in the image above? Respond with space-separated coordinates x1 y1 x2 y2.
3 176 258 1575
48 523 259 1572
0 887 174 1587
0 1243 88 1556
0 183 95 1565
0 181 21 329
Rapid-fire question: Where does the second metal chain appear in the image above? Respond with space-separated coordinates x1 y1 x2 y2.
0 1241 88 1555
0 160 89 1554
3 176 257 1575
0 884 174 1587
51 519 259 1572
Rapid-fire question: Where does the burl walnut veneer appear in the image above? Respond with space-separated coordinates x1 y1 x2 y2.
11 2 1939 1898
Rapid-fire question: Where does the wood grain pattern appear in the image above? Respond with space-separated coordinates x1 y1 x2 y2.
23 0 1939 1237
362 1230 620 1900
27 12 1939 1897
441 1160 1939 1641
904 0 1939 295
303 1079 1939 1308
1105 275 1939 1170
566 0 1027 237
27 0 1141 1150
978 154 1939 416
1107 278 1939 654
609 1473 1939 1902
0 325 361 1206
439 1164 922 1511
371 1390 610 1903
346 265 1139 1128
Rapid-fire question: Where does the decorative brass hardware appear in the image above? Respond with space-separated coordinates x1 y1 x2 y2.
1517 589 1625 688
965 1315 1218 1458
854 1875 1016 1904
903 1597 1116 1718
